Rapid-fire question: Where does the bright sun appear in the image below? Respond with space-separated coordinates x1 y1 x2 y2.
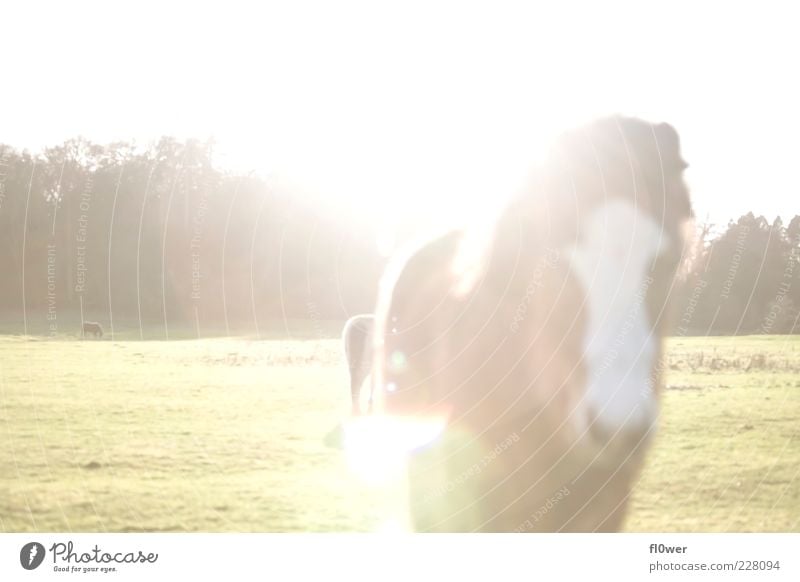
5 1 798 228
215 99 569 244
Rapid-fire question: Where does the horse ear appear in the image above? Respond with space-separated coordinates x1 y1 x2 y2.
653 122 693 220
654 123 683 167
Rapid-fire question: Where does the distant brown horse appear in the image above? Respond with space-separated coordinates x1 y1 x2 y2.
370 116 692 532
82 321 103 339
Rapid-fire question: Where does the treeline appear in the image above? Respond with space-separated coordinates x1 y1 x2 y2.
0 138 797 336
0 138 385 336
673 213 800 335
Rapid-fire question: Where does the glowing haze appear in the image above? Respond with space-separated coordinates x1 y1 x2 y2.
2 0 798 231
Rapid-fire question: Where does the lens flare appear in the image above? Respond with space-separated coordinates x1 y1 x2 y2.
342 414 447 485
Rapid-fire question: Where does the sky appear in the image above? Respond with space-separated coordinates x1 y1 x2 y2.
2 0 798 229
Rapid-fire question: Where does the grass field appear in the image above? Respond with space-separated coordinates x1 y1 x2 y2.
0 333 798 532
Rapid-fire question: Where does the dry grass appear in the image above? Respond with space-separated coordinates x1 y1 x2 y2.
0 334 797 532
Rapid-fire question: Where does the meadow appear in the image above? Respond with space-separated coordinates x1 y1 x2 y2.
0 332 798 532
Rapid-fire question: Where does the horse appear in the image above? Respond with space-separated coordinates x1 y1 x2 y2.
368 116 692 531
342 314 376 414
82 321 104 339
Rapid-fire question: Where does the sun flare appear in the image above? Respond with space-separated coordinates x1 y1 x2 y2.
342 414 448 485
